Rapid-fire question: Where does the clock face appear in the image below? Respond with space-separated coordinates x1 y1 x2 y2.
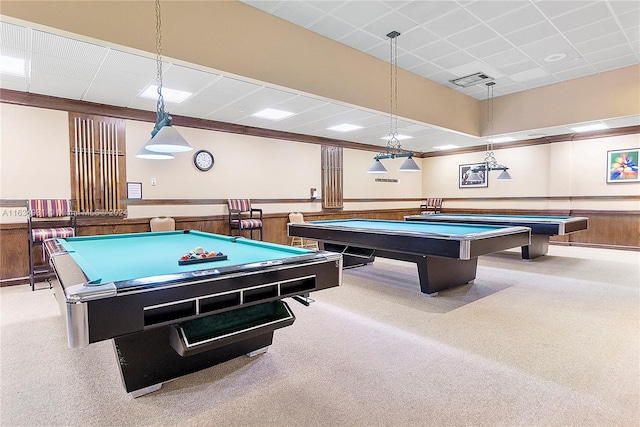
193 150 214 171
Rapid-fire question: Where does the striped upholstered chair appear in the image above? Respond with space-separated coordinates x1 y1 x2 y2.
419 198 442 215
227 199 263 240
27 199 76 290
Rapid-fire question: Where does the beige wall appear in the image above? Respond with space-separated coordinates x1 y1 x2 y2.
0 103 71 200
1 103 638 224
423 134 640 211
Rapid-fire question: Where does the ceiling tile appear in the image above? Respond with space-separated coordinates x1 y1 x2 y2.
412 39 458 61
551 1 612 32
397 1 459 24
503 21 558 47
339 30 383 52
574 32 631 55
30 53 99 80
362 11 420 38
446 24 499 49
465 37 514 58
483 48 529 68
425 8 481 38
397 27 439 50
309 15 356 40
83 83 140 107
271 1 327 27
464 0 530 22
563 18 621 44
485 4 546 35
534 1 598 18
583 44 635 64
31 30 106 64
0 22 28 50
591 54 638 71
431 50 477 70
307 1 343 13
332 1 392 28
618 8 640 30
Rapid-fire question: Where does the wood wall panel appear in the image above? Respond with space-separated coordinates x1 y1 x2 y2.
1 208 637 286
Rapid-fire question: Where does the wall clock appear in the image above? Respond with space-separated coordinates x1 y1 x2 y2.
193 150 214 171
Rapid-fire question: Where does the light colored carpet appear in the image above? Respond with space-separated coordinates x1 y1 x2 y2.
1 245 638 426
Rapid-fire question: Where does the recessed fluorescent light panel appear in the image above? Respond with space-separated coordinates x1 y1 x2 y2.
570 123 609 133
252 108 295 120
449 72 494 88
327 124 362 132
490 136 516 143
380 134 413 141
433 145 459 150
141 85 192 103
0 55 25 76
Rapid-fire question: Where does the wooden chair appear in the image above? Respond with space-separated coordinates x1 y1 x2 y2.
419 198 442 215
150 216 176 232
227 199 263 240
27 199 76 291
288 212 319 250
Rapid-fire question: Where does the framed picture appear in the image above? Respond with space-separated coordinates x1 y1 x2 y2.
127 182 142 199
607 149 639 183
459 163 488 188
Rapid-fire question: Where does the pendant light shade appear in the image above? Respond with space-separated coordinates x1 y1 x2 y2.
144 125 192 153
367 159 388 173
136 145 175 159
398 156 420 172
496 169 512 180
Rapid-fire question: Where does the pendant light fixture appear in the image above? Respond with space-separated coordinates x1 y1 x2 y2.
136 0 192 158
467 82 511 181
367 31 420 174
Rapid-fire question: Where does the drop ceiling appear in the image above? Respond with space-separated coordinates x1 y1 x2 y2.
1 0 638 154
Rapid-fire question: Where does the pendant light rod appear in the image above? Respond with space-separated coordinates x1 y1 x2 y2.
140 0 192 156
367 30 420 173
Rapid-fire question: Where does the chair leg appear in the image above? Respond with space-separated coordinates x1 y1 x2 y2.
28 239 35 291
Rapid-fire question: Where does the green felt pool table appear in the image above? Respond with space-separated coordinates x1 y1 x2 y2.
404 214 588 259
45 230 342 396
288 219 530 295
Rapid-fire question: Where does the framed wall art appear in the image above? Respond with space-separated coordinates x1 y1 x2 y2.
607 149 639 183
459 163 488 188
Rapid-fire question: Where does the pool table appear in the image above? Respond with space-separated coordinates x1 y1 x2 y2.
287 219 530 296
404 214 588 259
45 230 342 397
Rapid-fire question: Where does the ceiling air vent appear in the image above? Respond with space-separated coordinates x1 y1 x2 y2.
449 72 495 88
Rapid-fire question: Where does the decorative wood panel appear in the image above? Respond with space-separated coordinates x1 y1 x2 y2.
3 208 637 285
69 113 126 214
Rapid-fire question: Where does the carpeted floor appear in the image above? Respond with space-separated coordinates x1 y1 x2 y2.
1 245 638 426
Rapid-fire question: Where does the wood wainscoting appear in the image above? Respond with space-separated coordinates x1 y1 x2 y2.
1 208 637 286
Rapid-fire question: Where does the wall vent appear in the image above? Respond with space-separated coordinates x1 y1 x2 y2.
449 72 495 88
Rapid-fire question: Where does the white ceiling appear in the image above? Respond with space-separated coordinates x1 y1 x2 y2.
1 0 639 154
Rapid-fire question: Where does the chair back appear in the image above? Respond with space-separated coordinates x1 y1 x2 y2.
228 199 252 212
150 217 176 232
288 212 304 223
28 199 73 218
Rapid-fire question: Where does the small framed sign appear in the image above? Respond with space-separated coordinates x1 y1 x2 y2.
127 182 142 199
459 163 488 188
606 149 639 183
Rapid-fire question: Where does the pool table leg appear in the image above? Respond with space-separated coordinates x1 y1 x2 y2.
415 256 478 295
521 235 550 260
